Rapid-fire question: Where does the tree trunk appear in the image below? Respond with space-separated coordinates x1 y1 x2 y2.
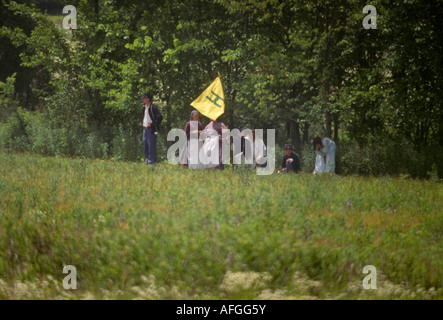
325 110 332 138
292 120 301 155
286 121 291 140
439 114 443 178
440 114 443 147
333 113 339 142
302 122 310 145
94 0 99 15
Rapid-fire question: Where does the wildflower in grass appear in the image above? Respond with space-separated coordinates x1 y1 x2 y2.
220 271 271 295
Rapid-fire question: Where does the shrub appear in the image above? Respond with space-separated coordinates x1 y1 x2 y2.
111 125 140 161
78 132 109 159
0 110 29 152
338 135 437 178
300 145 315 173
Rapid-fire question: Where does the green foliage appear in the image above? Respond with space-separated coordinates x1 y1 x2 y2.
0 0 442 177
339 135 439 178
111 125 140 162
0 73 19 118
0 1 69 108
1 0 442 302
1 110 112 159
301 145 315 173
0 110 29 151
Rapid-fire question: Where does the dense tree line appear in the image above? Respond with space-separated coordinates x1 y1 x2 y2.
0 0 442 178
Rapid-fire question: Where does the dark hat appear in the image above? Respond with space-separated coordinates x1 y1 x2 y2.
284 144 294 150
142 92 153 100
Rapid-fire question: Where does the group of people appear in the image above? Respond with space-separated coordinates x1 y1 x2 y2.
181 110 228 170
141 92 336 174
279 135 336 175
180 110 268 170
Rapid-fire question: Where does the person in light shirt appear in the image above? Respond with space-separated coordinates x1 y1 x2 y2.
312 134 336 174
142 92 163 165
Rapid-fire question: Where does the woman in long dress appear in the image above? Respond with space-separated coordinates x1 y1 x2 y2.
312 135 336 174
200 119 229 170
242 128 267 168
180 110 204 169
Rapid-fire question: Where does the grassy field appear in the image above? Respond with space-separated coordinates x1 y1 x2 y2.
46 14 73 39
47 15 64 25
0 152 441 299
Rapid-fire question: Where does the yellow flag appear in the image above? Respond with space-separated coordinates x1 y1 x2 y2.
191 77 225 121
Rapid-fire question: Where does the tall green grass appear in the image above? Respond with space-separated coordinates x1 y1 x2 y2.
0 152 441 299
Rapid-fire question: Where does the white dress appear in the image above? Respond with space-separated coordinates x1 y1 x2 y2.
243 136 267 168
313 137 336 174
187 139 205 169
200 121 228 169
179 121 205 169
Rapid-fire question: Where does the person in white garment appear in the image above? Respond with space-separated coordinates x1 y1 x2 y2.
180 110 204 169
200 119 229 170
312 134 336 174
243 128 267 168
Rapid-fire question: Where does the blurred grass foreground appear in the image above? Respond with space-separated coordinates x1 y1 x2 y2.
0 152 441 299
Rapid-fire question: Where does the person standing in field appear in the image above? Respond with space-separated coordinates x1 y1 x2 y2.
180 110 204 169
280 144 301 173
312 134 336 174
142 92 163 165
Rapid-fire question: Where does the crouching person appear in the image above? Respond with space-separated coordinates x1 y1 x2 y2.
280 144 300 173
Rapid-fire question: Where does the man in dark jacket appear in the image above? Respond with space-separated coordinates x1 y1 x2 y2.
281 144 301 173
142 92 163 164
